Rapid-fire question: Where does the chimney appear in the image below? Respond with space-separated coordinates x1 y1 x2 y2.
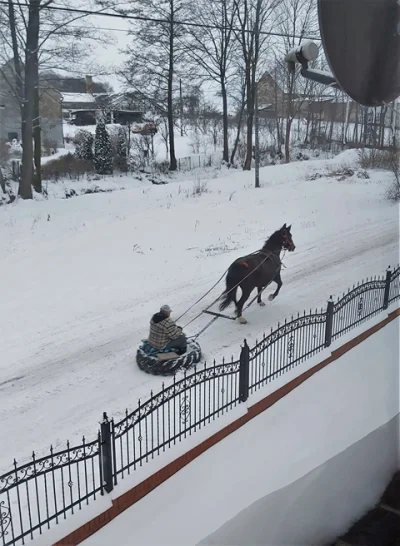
85 75 93 94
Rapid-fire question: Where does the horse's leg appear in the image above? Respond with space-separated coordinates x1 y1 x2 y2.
236 285 252 324
257 286 266 306
268 272 282 301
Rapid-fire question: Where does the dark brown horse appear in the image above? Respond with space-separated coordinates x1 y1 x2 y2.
219 224 296 324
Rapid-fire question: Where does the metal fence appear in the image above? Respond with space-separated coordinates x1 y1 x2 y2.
1 265 399 546
178 152 222 171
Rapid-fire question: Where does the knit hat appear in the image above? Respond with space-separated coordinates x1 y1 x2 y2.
160 304 171 314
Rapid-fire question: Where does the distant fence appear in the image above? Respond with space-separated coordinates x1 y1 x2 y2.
178 152 222 171
1 266 399 546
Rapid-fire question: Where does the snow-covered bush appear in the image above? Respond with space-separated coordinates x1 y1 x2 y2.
94 122 113 175
386 146 400 202
74 130 94 161
114 127 128 172
42 153 95 181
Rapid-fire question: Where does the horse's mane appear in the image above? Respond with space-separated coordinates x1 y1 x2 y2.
263 229 283 250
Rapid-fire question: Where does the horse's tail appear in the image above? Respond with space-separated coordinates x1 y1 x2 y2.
219 264 242 311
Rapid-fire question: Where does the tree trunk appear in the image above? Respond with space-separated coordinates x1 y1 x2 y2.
230 101 245 165
284 117 293 163
304 109 311 144
0 167 5 193
243 66 253 170
33 59 42 193
8 0 25 154
284 72 295 164
167 5 177 172
20 1 40 199
221 80 229 163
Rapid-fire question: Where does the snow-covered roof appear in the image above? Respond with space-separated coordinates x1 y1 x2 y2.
60 93 96 104
259 102 273 110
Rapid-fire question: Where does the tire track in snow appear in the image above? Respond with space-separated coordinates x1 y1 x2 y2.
0 206 398 472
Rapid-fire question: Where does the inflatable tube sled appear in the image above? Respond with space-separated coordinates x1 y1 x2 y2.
136 340 202 376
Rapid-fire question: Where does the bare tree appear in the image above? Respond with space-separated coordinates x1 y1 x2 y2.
234 0 281 170
184 0 238 163
118 0 189 171
0 0 100 198
387 135 400 201
229 62 247 164
276 0 318 162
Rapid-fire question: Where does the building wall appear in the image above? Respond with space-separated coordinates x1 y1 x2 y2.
200 415 399 546
0 64 64 147
0 64 21 141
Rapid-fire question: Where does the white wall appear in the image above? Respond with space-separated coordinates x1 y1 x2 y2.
81 315 399 546
200 415 399 546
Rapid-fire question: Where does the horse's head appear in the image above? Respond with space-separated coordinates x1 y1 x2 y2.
280 223 296 251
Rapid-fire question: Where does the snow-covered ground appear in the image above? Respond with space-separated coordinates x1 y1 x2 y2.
0 150 398 474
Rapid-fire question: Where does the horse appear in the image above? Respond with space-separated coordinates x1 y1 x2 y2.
218 224 296 324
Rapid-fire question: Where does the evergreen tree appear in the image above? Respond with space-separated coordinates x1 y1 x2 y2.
115 127 128 172
117 128 127 159
94 121 113 174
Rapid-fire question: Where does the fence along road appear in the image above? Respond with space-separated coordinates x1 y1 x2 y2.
0 266 399 546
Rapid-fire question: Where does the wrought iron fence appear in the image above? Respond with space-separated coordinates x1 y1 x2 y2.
248 309 327 394
0 265 399 546
112 357 240 481
0 437 103 546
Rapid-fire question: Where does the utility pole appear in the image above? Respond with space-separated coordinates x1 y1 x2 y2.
254 81 260 188
179 79 183 137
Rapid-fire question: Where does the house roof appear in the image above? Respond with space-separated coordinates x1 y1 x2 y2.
60 91 144 109
60 92 96 104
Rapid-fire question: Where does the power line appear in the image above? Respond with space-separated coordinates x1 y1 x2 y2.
0 1 322 41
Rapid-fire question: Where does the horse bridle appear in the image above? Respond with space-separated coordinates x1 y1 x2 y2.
282 230 294 250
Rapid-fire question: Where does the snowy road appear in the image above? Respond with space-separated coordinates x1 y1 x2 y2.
0 151 398 472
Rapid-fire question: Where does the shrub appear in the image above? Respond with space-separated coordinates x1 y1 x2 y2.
186 179 209 197
42 153 95 181
94 121 113 175
386 146 400 202
114 127 128 172
73 130 94 161
357 148 394 170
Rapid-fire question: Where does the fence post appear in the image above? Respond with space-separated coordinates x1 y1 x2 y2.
100 412 114 494
239 340 250 402
324 297 334 348
383 267 391 309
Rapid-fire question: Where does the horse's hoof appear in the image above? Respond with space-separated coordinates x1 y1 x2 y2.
268 295 275 301
237 316 248 324
258 301 266 307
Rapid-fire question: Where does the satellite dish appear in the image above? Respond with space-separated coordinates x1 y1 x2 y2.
318 0 400 106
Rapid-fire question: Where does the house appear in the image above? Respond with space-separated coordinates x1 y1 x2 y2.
60 76 145 126
257 71 400 131
0 59 64 148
